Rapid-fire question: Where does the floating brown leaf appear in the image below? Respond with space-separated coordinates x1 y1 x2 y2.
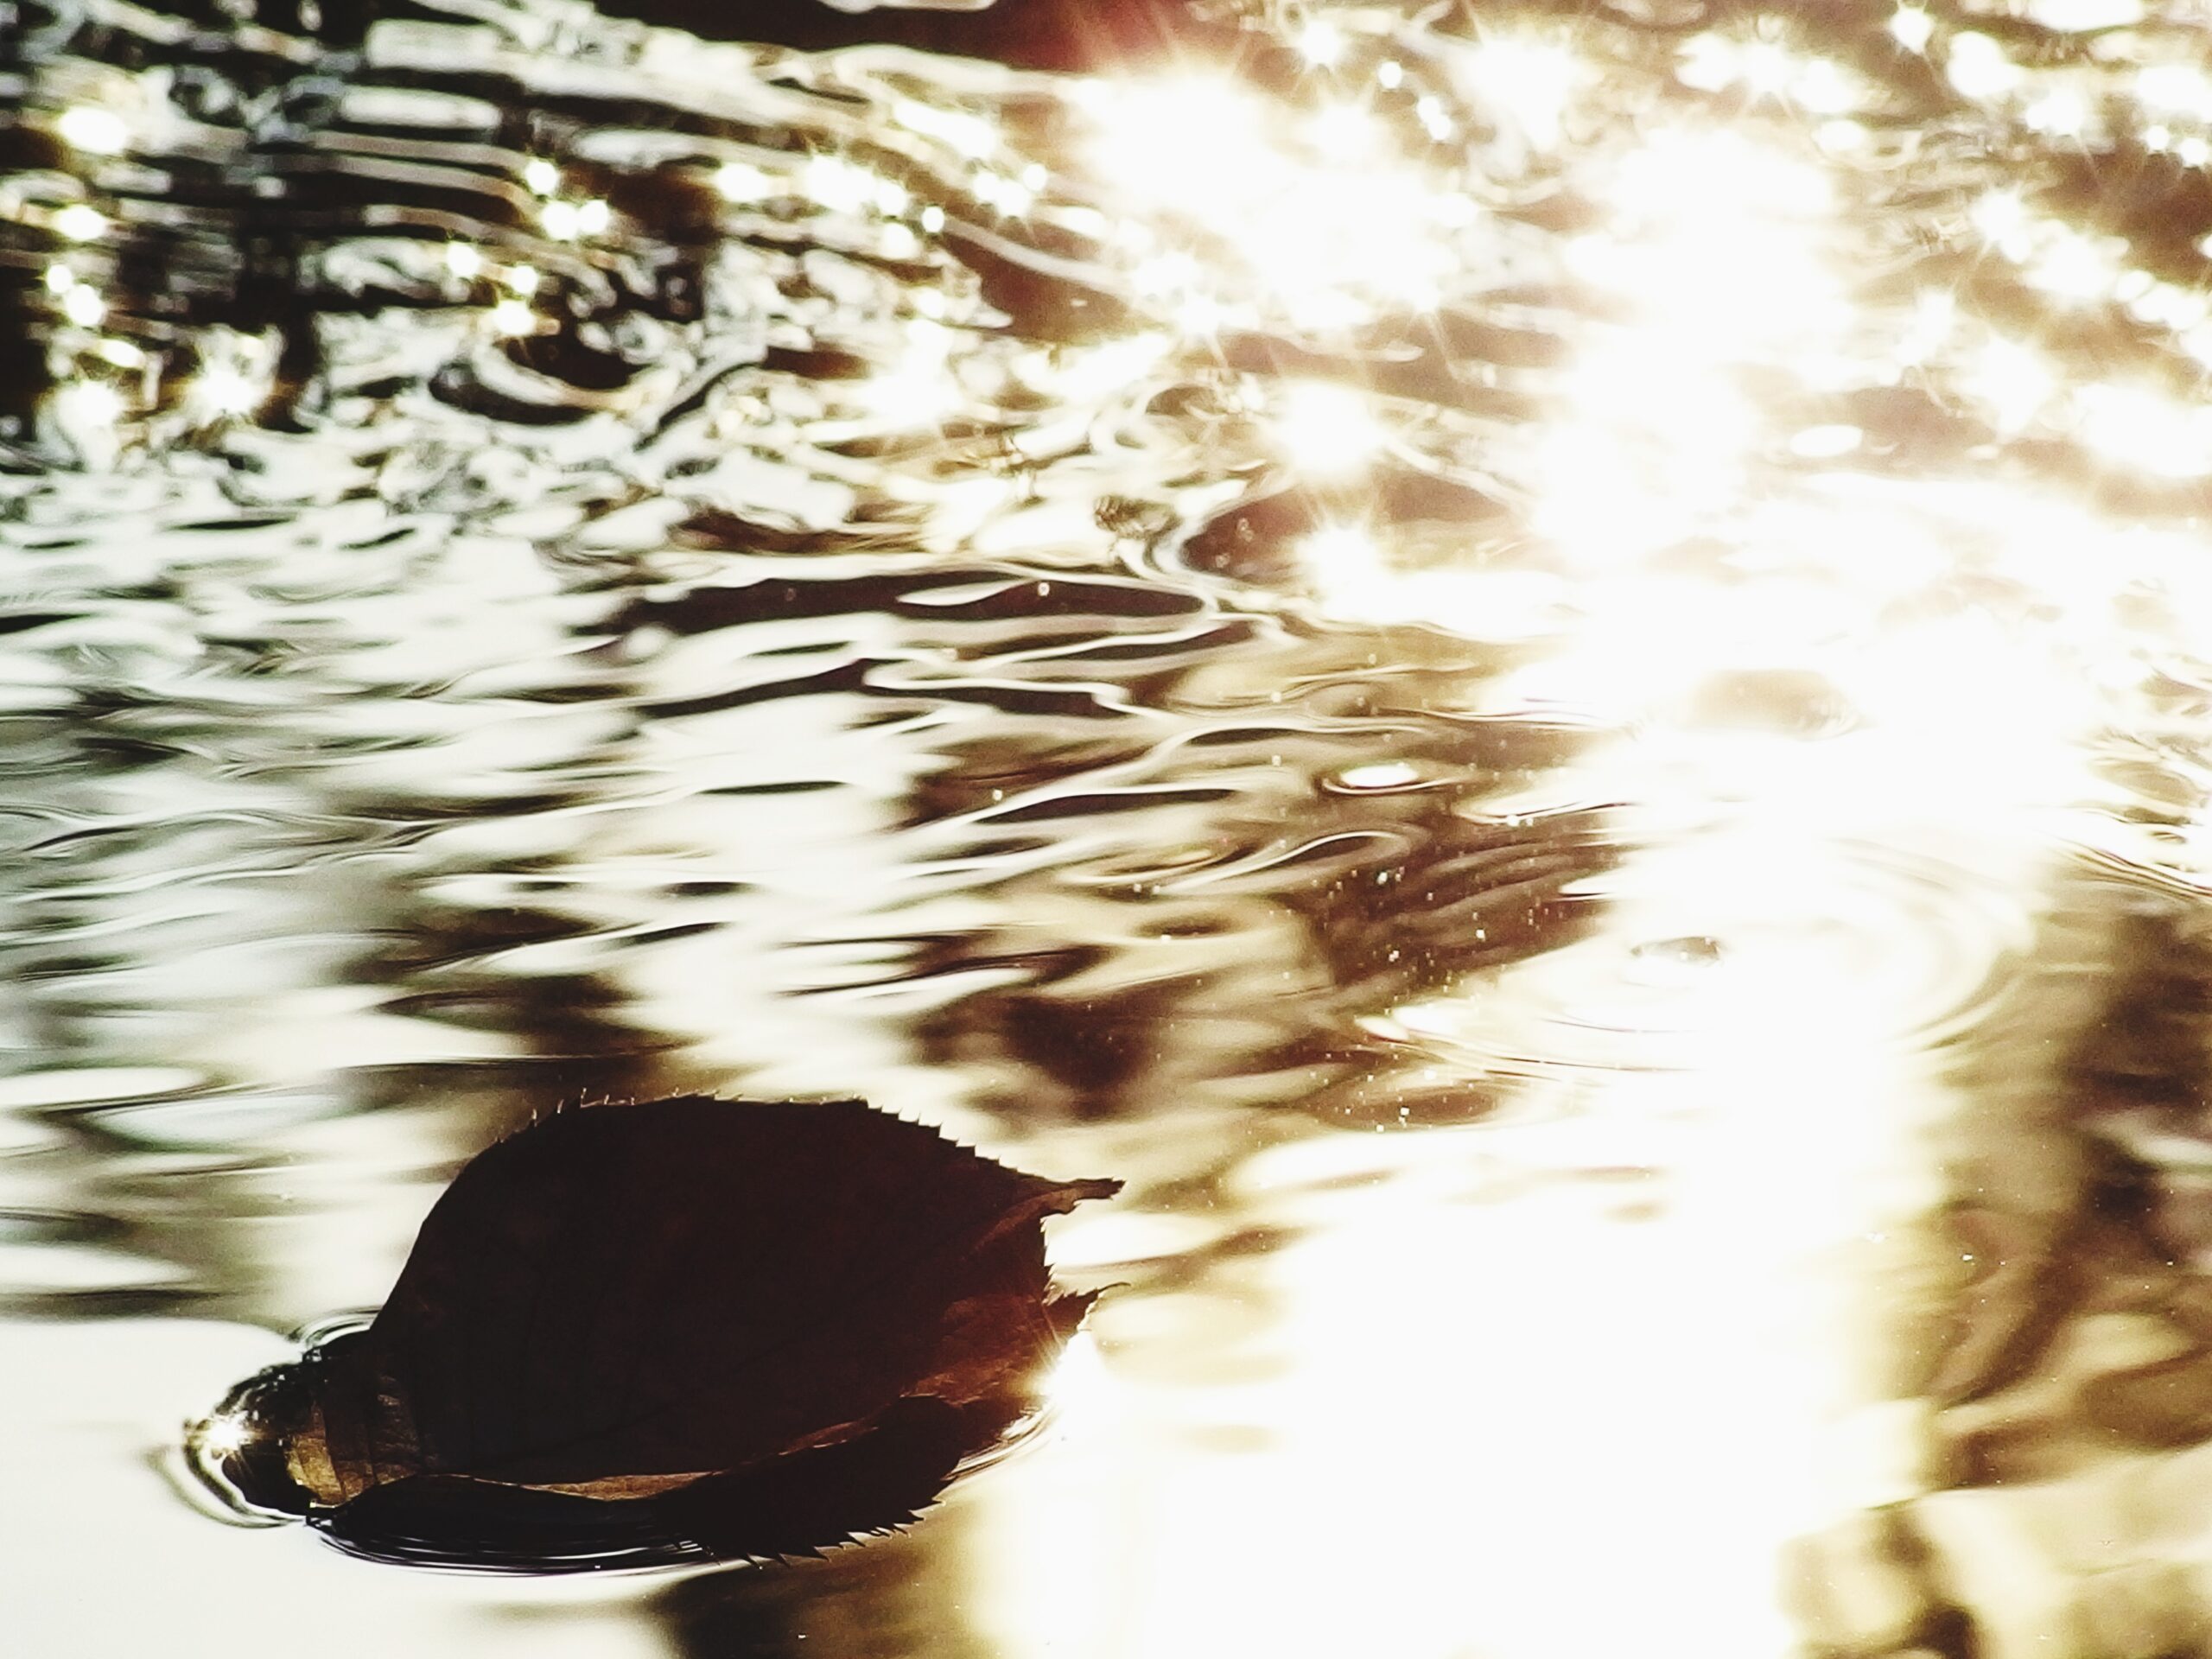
195 1096 1117 1570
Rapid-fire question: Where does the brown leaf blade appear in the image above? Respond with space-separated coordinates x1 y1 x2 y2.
195 1096 1116 1570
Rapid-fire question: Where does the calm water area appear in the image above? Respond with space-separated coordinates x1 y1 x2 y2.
13 0 2212 1653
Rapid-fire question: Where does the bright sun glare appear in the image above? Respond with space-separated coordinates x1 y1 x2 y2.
971 14 2212 1659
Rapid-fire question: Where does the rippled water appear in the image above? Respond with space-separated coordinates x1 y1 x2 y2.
16 0 2212 1653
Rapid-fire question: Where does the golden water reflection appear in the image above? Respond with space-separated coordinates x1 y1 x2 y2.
953 11 2212 1659
17 1 2212 1656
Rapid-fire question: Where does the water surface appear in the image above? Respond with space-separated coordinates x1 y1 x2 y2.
11 1 2212 1655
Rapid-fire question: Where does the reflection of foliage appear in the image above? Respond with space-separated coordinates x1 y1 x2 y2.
903 641 1611 1127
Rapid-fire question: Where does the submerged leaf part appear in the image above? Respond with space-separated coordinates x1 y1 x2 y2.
194 1096 1116 1570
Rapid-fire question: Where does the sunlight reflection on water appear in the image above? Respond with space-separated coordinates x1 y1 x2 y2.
12 1 2212 1656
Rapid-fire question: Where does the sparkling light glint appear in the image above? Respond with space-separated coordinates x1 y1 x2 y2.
54 105 128 154
714 160 772 203
186 337 266 422
1295 16 1346 70
52 204 106 243
1946 32 2025 102
1270 380 1387 480
1890 4 1936 54
488 296 535 336
59 284 104 327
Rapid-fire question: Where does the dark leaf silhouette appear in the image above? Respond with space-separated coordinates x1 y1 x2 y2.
195 1096 1117 1570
